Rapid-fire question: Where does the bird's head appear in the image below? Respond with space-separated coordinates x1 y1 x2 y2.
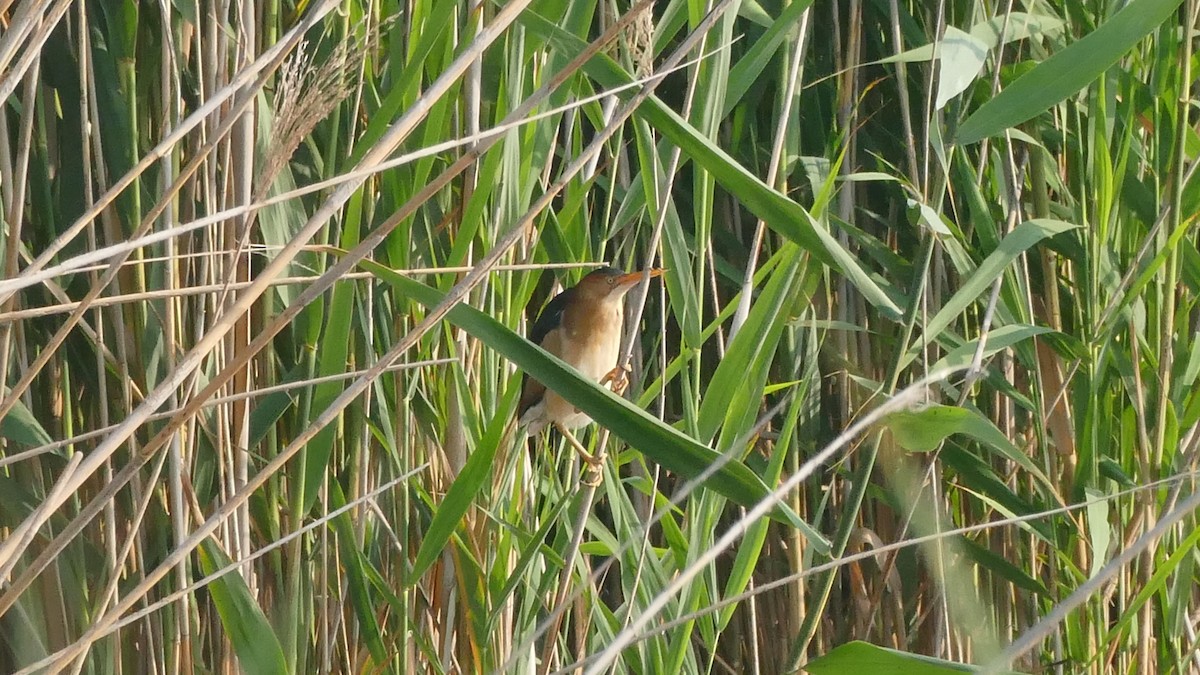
576 266 664 304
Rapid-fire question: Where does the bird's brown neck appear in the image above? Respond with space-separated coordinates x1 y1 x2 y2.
561 294 624 344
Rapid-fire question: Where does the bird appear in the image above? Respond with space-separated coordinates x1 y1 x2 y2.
517 266 664 475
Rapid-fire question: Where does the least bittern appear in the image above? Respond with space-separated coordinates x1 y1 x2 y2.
518 266 664 482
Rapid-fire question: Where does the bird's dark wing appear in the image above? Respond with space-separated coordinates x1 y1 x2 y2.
527 285 575 348
518 374 546 420
518 285 576 419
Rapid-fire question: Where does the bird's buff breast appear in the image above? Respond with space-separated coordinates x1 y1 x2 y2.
548 319 621 427
524 305 624 432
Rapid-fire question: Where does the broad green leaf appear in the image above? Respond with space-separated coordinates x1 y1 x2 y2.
806 640 1025 674
886 404 1054 492
906 199 974 275
0 392 53 447
1098 456 1136 488
817 228 904 320
887 404 977 453
908 199 953 237
967 12 1065 48
956 0 1186 143
931 324 1054 374
960 536 1050 596
735 0 773 28
1180 320 1200 394
841 171 901 183
356 259 811 532
293 192 365 513
96 0 139 61
933 27 989 111
197 540 288 675
1085 487 1111 580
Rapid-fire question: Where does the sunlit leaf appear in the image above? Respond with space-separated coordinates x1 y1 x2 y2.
0 392 52 447
806 640 1025 674
957 0 1186 143
197 541 288 675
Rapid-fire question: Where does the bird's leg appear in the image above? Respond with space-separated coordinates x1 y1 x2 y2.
600 363 631 396
555 422 605 486
578 364 631 487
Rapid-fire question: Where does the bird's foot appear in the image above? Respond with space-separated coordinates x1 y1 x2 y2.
581 457 605 487
600 364 631 395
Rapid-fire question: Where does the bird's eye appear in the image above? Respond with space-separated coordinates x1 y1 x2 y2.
606 277 615 286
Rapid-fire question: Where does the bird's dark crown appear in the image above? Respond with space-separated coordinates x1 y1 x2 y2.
586 266 625 279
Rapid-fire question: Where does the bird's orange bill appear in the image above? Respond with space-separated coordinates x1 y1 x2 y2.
616 268 665 286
